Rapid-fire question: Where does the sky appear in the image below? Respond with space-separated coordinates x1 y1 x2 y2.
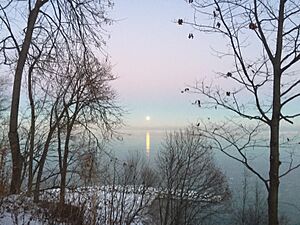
106 0 300 130
107 0 230 129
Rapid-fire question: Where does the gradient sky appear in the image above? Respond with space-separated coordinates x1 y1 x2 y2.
106 0 300 130
104 3 300 222
107 0 231 129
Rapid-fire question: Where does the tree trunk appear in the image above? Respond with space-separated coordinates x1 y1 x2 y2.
268 124 280 225
59 141 69 206
27 63 36 195
33 101 66 202
8 132 22 194
268 1 285 223
9 2 42 194
59 113 76 206
33 125 56 202
268 63 281 225
59 165 67 206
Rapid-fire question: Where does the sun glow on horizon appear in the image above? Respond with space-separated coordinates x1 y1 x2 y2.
146 116 151 121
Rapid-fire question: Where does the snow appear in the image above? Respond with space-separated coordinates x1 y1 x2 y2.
0 195 49 225
0 185 156 225
0 185 223 224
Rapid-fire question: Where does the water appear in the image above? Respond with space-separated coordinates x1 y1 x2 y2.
109 128 165 160
109 128 300 224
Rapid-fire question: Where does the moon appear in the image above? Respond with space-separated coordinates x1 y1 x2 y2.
146 116 151 121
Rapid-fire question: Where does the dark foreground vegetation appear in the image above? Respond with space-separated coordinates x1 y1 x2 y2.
0 0 300 224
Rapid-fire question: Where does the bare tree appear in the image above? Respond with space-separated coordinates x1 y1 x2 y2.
231 169 291 225
154 129 230 225
90 152 156 225
231 169 268 225
30 50 122 203
0 0 113 194
179 1 300 224
55 54 121 206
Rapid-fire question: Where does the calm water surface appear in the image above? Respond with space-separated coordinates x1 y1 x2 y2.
109 128 300 224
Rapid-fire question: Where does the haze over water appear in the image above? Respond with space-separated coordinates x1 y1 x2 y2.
106 1 300 224
109 128 300 224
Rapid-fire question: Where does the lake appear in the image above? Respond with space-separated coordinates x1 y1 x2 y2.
109 128 300 225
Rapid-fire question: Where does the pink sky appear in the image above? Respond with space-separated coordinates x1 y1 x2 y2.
106 0 300 129
106 0 232 128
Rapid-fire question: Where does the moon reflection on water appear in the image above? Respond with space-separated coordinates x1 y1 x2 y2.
146 131 150 157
